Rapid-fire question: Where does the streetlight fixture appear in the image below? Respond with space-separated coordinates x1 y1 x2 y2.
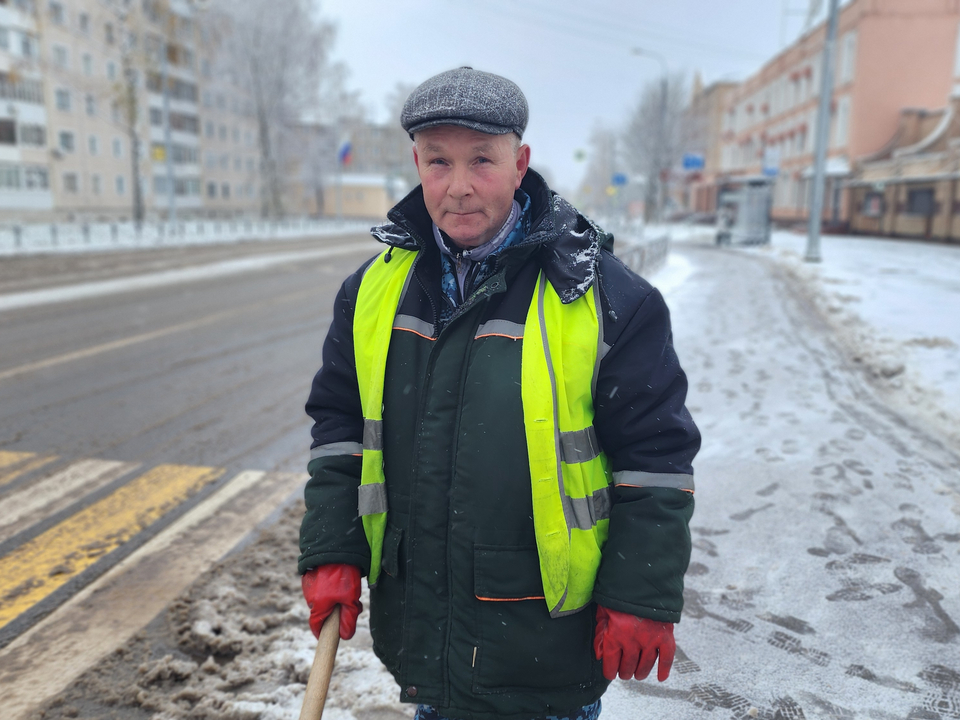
632 47 669 223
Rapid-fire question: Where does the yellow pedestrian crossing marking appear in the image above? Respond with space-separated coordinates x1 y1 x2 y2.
0 463 224 630
0 452 58 489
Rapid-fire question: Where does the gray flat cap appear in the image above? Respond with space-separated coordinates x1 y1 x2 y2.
401 67 528 139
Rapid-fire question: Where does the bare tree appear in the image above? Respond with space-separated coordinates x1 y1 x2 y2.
100 0 188 228
622 72 688 221
205 0 337 217
578 123 624 218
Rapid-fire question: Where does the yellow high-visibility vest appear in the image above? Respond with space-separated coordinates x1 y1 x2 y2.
354 247 612 617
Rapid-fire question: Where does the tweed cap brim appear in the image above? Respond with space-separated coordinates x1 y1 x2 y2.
401 67 528 139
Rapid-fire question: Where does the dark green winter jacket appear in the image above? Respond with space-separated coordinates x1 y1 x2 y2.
300 170 699 720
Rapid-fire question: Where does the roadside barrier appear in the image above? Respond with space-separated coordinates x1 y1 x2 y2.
0 218 370 256
610 221 670 277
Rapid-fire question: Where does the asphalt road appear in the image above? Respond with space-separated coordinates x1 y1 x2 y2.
0 232 381 717
3 235 960 720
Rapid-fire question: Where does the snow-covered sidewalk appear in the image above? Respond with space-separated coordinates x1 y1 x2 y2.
738 231 960 447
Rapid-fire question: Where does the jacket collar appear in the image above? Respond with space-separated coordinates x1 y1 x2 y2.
370 168 611 303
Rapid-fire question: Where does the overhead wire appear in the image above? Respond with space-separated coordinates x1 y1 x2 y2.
450 0 771 65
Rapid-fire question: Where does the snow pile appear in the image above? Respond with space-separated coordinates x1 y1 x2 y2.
744 231 960 446
39 504 411 720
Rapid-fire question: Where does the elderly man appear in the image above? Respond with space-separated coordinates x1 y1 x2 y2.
299 67 699 720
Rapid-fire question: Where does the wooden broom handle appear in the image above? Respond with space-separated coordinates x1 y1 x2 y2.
299 605 341 720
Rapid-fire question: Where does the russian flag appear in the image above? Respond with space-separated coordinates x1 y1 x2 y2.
338 140 353 167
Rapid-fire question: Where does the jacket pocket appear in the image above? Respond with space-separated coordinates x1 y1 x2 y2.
472 545 596 694
370 522 405 675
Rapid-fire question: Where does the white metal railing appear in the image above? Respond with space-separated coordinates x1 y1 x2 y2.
601 218 671 277
0 218 372 255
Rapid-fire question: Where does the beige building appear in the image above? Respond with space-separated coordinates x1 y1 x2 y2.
322 173 409 220
0 0 54 221
848 92 960 243
682 78 738 214
0 0 265 223
717 0 960 227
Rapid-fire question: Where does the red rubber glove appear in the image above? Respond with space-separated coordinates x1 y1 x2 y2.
301 564 363 640
593 605 675 682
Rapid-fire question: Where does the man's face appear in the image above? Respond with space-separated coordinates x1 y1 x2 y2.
413 125 530 249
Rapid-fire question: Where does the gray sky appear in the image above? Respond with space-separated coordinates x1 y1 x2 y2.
319 0 829 194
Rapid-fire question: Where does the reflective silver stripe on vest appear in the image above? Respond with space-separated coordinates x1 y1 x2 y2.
475 319 524 339
567 486 612 531
394 313 435 339
600 342 612 360
358 482 388 516
310 441 363 460
613 470 695 492
560 426 602 464
363 418 383 451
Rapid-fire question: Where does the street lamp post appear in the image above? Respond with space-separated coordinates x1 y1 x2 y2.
632 47 668 223
806 0 840 262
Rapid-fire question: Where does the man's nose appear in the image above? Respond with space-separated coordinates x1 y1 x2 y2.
447 166 472 198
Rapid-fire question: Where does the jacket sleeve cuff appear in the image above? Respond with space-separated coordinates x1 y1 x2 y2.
592 592 682 624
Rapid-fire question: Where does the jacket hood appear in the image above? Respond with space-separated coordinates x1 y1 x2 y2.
370 169 612 304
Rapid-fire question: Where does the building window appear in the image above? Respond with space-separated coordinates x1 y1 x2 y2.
861 191 884 218
232 126 239 143
221 182 230 198
88 135 98 155
207 181 216 198
205 120 214 138
0 119 15 144
63 172 79 193
234 156 241 171
79 12 89 33
906 188 936 216
105 22 114 44
25 166 49 189
840 31 858 84
55 88 70 111
49 1 65 24
218 124 226 141
52 44 68 69
58 130 74 152
0 164 21 189
20 33 33 58
113 137 122 157
91 173 101 195
85 94 96 116
18 124 46 146
83 53 92 75
116 175 125 194
834 96 851 148
107 61 116 79
219 153 228 169
205 151 216 169
0 28 8 51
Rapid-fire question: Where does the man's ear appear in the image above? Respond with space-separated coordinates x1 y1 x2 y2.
412 143 420 170
515 144 531 188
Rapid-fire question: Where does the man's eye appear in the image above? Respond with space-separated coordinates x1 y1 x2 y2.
429 158 447 166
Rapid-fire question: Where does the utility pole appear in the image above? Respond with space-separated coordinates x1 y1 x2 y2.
806 0 840 262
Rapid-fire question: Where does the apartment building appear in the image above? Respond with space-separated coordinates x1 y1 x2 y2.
717 0 960 226
682 78 738 214
0 0 53 221
0 0 265 223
